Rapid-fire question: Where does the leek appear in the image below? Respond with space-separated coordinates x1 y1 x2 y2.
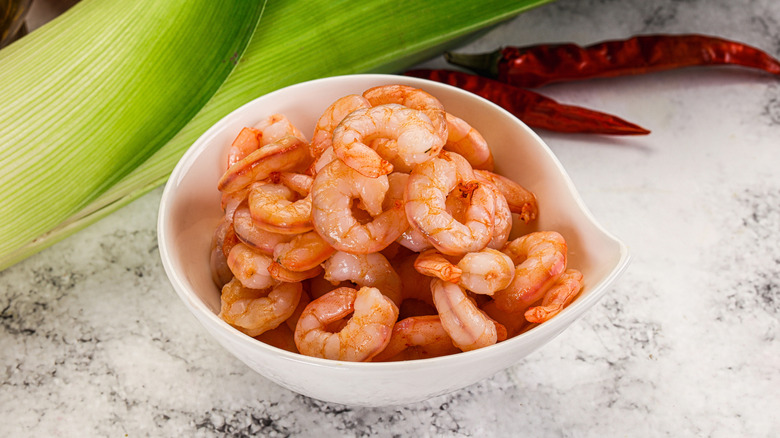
0 0 551 270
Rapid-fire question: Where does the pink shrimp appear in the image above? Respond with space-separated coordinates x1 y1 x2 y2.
474 169 538 223
524 269 584 323
494 231 568 313
414 248 515 296
322 251 403 306
232 204 294 255
372 315 459 361
362 84 448 146
226 127 262 169
247 181 313 234
443 113 494 171
311 94 371 157
255 113 307 146
267 262 322 283
272 230 336 272
219 278 302 337
210 216 237 288
331 104 444 177
311 159 406 254
294 286 399 361
431 279 503 351
226 243 280 290
404 151 495 256
218 136 313 193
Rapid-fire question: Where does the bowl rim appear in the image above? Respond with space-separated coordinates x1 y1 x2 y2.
157 73 631 370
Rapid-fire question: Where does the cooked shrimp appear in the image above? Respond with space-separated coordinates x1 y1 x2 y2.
210 216 236 288
362 84 448 145
484 182 512 250
493 231 567 312
272 230 336 272
226 243 279 290
311 94 371 157
255 113 307 146
396 226 434 252
414 249 462 284
307 145 337 176
388 172 433 252
414 248 515 295
405 151 495 256
474 169 538 223
524 269 583 323
457 249 515 295
431 279 502 351
232 204 294 255
443 113 493 171
323 251 402 306
294 286 399 361
218 136 313 193
248 182 312 234
227 127 262 169
311 159 406 254
372 315 459 361
268 261 322 283
332 104 444 177
219 278 302 337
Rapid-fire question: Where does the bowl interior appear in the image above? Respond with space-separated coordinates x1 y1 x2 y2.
158 74 629 374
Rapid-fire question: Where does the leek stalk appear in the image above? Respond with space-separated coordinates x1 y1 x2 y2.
0 0 551 270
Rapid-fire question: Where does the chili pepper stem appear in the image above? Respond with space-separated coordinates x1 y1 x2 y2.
444 50 503 78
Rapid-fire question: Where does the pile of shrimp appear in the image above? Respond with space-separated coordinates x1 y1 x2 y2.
210 84 584 362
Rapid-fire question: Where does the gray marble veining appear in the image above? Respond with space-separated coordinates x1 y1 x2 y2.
2 0 779 436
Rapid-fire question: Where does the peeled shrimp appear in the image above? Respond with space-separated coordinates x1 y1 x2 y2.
414 248 515 295
332 104 444 177
218 135 313 193
219 278 302 337
323 251 402 306
311 94 371 157
474 169 538 223
443 113 494 171
210 216 237 288
232 204 294 255
255 113 307 146
294 286 399 361
494 231 567 312
414 249 462 284
431 279 503 351
524 269 583 323
227 127 262 169
226 243 279 290
405 151 495 256
248 182 313 234
268 262 322 283
272 230 336 272
362 84 448 146
372 315 459 361
484 182 512 250
311 159 406 254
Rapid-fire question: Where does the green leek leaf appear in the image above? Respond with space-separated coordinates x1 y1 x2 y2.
0 0 551 270
0 0 265 269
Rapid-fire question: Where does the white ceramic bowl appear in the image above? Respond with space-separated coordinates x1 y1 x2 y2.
157 74 630 406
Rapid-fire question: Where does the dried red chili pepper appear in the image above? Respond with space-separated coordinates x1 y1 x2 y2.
404 69 650 135
445 34 780 88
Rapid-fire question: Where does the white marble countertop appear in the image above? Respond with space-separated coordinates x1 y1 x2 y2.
2 0 779 436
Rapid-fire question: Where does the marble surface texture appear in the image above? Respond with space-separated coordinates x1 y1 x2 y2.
2 0 779 436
